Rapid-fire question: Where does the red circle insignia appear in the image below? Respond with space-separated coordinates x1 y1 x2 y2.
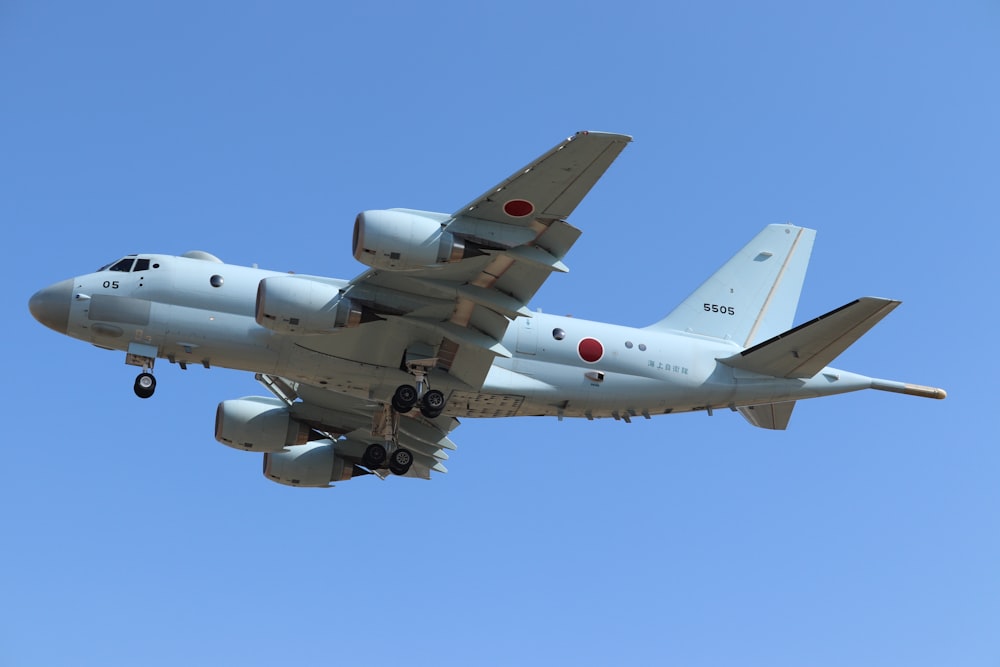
503 199 534 218
578 337 604 363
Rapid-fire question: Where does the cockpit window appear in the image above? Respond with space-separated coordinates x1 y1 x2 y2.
97 255 142 272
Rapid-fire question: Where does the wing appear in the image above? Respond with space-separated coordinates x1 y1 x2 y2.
259 374 457 480
456 130 633 227
339 131 632 390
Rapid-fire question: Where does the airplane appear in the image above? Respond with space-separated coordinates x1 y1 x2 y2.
28 131 946 487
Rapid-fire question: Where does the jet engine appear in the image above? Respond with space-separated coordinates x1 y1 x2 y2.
256 275 368 334
263 441 356 487
352 209 466 271
215 396 311 453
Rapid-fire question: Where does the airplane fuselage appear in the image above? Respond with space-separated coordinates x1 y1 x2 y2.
41 252 876 422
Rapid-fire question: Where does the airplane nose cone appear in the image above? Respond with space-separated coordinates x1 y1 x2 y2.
29 279 73 334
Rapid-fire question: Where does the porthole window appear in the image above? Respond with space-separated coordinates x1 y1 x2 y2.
210 275 224 288
552 328 566 340
625 341 633 349
638 343 647 351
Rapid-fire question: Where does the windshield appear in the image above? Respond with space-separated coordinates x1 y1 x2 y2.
97 255 146 272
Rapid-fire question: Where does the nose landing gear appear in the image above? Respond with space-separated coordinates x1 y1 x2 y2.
133 372 156 398
126 343 159 399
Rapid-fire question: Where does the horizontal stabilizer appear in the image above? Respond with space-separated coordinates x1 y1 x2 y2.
738 401 796 430
720 297 900 378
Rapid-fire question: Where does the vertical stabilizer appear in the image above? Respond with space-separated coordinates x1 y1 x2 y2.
647 224 815 345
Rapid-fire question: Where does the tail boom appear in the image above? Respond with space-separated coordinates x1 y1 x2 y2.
871 379 947 400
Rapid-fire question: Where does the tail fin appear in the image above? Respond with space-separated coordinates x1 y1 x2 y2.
647 224 816 346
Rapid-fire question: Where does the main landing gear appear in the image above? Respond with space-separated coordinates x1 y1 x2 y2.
362 406 415 477
391 361 447 419
362 443 414 476
391 384 445 419
363 367 449 477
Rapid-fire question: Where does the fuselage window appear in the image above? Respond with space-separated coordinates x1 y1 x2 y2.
134 258 150 272
109 258 135 272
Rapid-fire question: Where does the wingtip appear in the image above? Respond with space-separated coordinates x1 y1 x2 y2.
574 130 633 142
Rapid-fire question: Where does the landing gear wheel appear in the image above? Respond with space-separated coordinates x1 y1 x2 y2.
133 372 156 399
419 389 445 419
391 384 418 413
388 448 414 476
362 443 387 469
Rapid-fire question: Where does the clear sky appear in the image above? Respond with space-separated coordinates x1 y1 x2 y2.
3 2 997 665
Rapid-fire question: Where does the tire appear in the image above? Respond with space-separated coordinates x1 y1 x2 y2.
389 448 413 476
392 384 418 413
362 443 387 468
133 372 156 399
421 389 445 412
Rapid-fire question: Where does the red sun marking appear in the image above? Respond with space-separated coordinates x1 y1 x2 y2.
503 199 534 217
578 337 604 363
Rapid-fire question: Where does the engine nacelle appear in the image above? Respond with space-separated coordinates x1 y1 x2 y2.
256 275 363 334
215 397 310 453
263 441 355 487
352 209 465 271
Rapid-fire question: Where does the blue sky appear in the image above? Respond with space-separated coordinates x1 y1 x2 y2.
3 2 997 665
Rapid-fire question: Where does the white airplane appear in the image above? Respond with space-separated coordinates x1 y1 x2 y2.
29 132 946 486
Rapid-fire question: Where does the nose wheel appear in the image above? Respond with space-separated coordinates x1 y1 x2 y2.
133 372 156 399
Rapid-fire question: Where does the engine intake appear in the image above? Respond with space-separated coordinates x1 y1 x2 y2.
352 209 466 271
215 397 310 453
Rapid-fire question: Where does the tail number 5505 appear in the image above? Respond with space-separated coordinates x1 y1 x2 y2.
704 303 735 315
